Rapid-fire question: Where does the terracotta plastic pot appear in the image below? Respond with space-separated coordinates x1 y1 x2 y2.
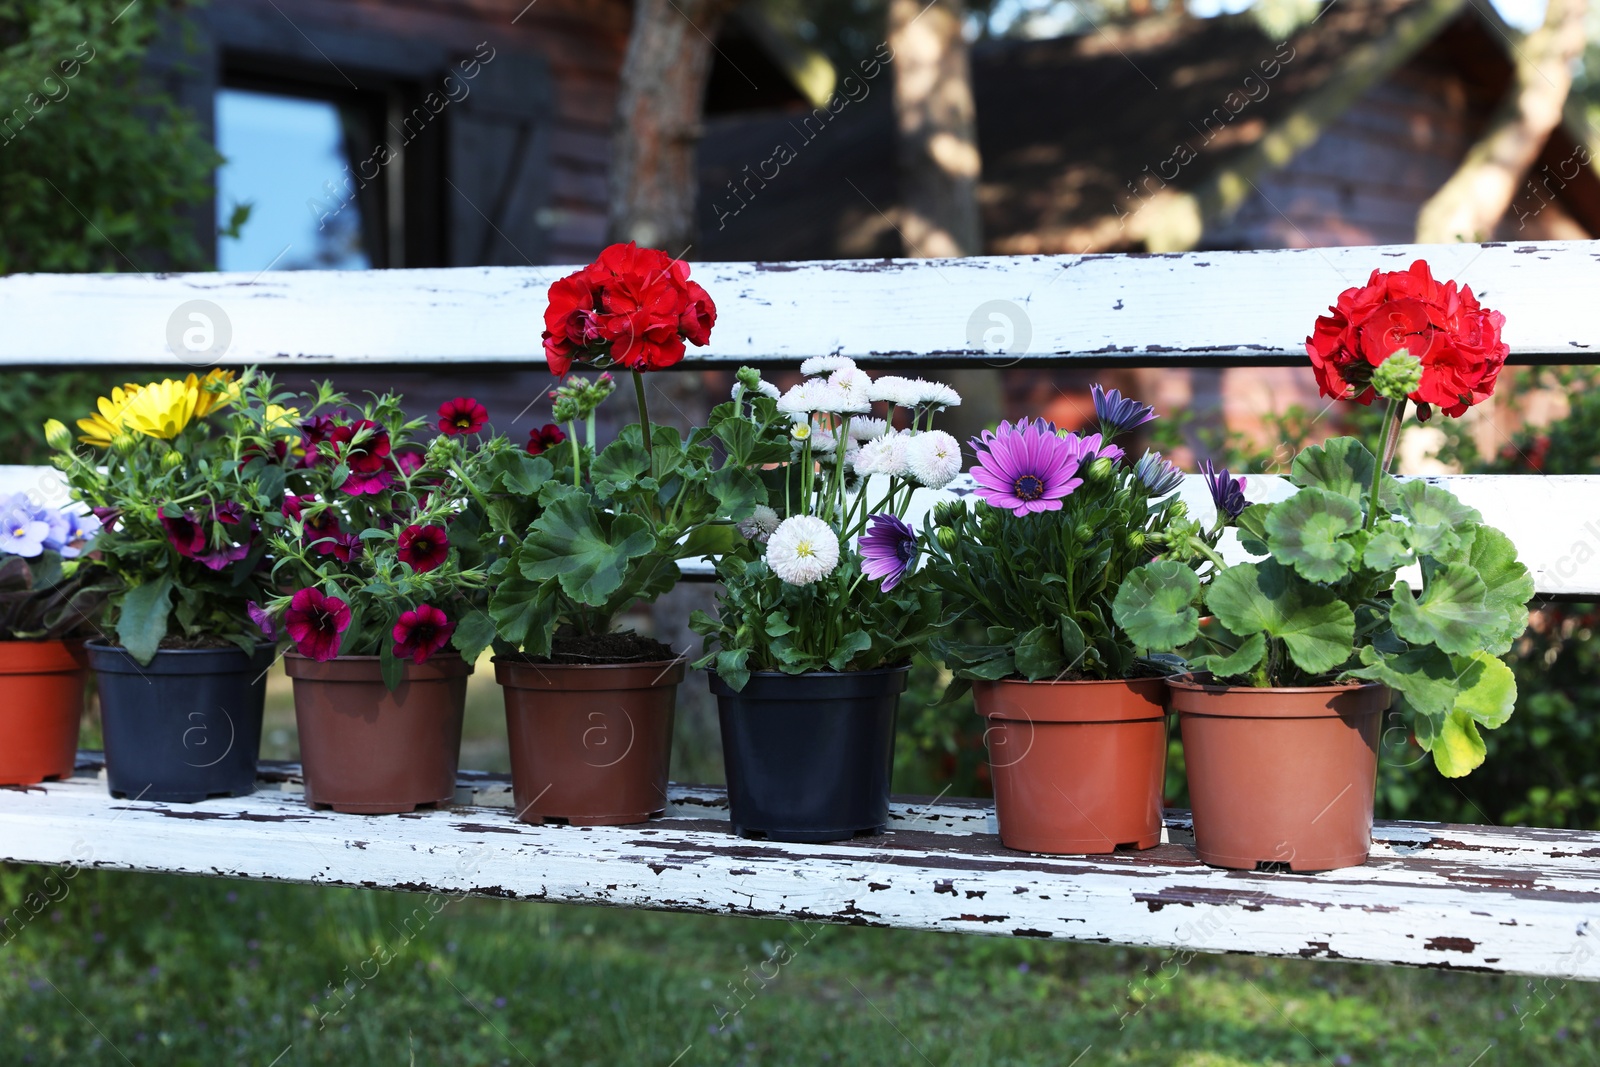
974 676 1168 854
496 658 684 826
1168 675 1389 872
88 642 272 802
286 653 470 815
710 666 906 843
0 640 87 786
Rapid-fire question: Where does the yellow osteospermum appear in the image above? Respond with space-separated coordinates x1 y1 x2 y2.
76 383 145 447
191 369 240 418
264 404 302 442
120 378 199 440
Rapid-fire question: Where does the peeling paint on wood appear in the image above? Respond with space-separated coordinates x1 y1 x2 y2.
0 755 1594 981
3 242 1600 367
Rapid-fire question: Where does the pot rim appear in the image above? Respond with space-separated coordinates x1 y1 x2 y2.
284 650 473 681
493 654 688 671
284 651 466 664
495 656 687 692
974 672 1174 690
717 664 913 681
1165 672 1385 696
87 640 276 656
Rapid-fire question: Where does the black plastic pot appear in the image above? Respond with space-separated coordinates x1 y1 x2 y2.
710 666 907 842
87 642 273 803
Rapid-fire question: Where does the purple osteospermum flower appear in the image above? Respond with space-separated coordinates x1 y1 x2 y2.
1134 450 1184 497
970 418 1084 516
1065 431 1124 465
1202 460 1247 519
859 513 917 591
1092 384 1156 436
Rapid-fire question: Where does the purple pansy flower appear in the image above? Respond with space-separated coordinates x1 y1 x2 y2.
1202 460 1248 519
970 418 1084 516
859 513 917 591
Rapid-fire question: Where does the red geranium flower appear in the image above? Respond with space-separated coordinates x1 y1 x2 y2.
285 587 351 661
397 524 449 573
526 423 567 456
391 603 455 665
437 397 488 436
1305 259 1508 420
539 243 715 376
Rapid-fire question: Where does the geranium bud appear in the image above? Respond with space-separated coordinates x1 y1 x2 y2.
1372 350 1423 402
935 526 958 551
42 419 72 452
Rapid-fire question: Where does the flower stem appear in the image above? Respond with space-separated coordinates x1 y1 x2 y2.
633 371 653 463
569 420 581 488
1366 398 1405 529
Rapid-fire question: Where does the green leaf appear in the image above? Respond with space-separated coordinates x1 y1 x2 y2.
1235 503 1272 556
1014 624 1064 681
1463 525 1534 656
488 574 556 652
679 523 737 560
520 493 655 605
1397 479 1481 528
707 466 765 521
764 611 794 637
116 576 174 666
827 630 873 672
1431 711 1488 778
1111 561 1200 652
451 608 497 664
379 643 405 691
1264 488 1362 583
1453 650 1517 730
589 428 653 497
1291 437 1388 505
1205 561 1355 675
1363 524 1414 572
1389 567 1498 656
1344 646 1458 718
490 451 553 496
1189 632 1267 682
715 648 751 691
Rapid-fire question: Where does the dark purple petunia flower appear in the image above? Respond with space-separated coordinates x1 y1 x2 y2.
859 513 918 591
285 587 350 661
1092 384 1157 437
1202 460 1248 519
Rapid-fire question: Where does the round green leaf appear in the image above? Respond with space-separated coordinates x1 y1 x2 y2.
1388 566 1498 657
1111 561 1200 652
1205 561 1355 675
1464 525 1534 656
1264 487 1362 583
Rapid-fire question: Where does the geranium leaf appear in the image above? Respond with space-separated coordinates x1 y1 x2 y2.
488 574 556 654
1463 525 1534 656
1344 645 1458 718
1363 524 1414 572
1264 487 1362 583
1235 503 1272 557
1430 710 1488 778
1189 631 1267 682
1291 437 1395 508
520 493 655 605
707 466 765 521
1111 561 1200 652
1389 567 1498 656
1452 650 1517 730
1205 561 1354 675
450 608 497 664
1397 479 1481 527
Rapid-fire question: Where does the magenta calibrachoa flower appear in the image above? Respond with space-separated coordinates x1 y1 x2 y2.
1202 460 1248 519
859 513 917 591
969 418 1085 516
397 524 449 574
392 604 454 664
285 587 352 661
437 397 488 436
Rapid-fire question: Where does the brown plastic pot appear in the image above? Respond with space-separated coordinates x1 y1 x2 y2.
0 640 86 786
1168 675 1389 872
286 652 470 814
974 676 1168 854
495 658 684 826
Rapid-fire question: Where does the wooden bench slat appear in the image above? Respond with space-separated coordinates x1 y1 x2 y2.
1 755 1593 981
4 242 1598 368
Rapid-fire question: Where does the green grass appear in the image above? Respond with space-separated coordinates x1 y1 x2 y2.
1 866 1596 1066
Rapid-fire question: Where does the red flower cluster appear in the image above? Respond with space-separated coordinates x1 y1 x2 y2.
541 243 716 376
1306 260 1508 420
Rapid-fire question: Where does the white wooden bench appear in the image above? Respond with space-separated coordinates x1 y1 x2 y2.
3 241 1599 981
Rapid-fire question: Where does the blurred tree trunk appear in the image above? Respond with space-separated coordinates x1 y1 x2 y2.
1415 0 1588 243
888 0 1000 439
610 0 741 252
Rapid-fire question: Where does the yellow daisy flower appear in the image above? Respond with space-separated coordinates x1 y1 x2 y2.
76 383 145 447
191 369 240 418
121 378 199 440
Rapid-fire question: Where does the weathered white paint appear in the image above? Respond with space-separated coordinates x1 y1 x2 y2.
2 758 1594 980
1 242 1596 367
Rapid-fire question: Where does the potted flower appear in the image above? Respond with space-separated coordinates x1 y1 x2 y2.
50 370 284 802
691 361 955 842
1113 261 1533 871
255 385 501 815
915 387 1204 854
480 244 749 826
0 483 112 785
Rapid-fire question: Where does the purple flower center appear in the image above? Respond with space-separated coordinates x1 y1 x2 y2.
1013 474 1045 501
